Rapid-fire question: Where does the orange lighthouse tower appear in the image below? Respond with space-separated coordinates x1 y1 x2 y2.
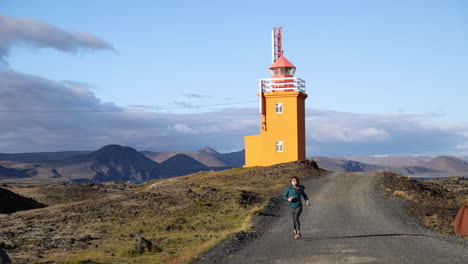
244 27 307 167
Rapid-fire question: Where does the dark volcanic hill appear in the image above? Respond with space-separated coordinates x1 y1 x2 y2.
159 154 208 177
0 165 32 179
217 149 245 167
422 156 468 173
60 145 162 183
0 187 45 214
69 145 156 165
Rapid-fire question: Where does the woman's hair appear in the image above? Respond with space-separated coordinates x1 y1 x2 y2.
290 176 300 184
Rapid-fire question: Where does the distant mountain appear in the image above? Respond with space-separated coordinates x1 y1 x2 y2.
58 145 162 183
422 156 468 173
217 149 245 167
395 166 440 175
0 165 32 179
340 155 432 167
0 145 243 184
312 157 384 172
0 151 90 162
143 148 245 168
312 156 440 175
4 145 468 184
159 154 209 177
145 151 228 167
336 155 468 174
69 145 154 165
198 147 220 155
0 145 162 184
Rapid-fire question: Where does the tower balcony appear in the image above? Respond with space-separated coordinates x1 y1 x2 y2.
259 77 306 93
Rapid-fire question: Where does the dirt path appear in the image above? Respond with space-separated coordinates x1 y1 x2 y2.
223 171 468 263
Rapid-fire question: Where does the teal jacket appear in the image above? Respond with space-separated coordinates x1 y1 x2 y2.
283 185 309 208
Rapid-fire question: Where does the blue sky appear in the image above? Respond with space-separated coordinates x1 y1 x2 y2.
0 0 467 156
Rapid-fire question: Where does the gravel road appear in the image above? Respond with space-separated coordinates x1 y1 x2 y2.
218 171 468 264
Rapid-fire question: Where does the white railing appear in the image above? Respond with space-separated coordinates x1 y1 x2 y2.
258 77 306 114
259 77 306 93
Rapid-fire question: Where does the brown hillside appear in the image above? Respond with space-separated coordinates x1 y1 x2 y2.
312 156 349 171
342 155 431 167
313 156 441 176
377 171 468 235
423 156 468 173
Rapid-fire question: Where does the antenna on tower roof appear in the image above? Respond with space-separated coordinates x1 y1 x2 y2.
272 27 283 63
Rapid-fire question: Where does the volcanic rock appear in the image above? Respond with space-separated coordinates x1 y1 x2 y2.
0 248 11 264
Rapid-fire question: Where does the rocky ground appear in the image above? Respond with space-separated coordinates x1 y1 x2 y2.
0 160 325 264
425 176 468 194
0 181 141 263
2 164 464 263
0 186 45 214
377 172 468 235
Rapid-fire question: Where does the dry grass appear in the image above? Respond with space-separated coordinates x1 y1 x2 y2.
3 160 324 264
392 190 414 201
379 171 468 236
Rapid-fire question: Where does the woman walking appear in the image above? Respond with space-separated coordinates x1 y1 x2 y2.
283 176 310 239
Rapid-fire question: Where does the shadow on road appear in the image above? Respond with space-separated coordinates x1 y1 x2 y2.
301 233 434 241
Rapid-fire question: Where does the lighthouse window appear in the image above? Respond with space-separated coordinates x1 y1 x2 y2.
276 141 284 152
275 103 283 113
285 67 295 75
272 68 285 75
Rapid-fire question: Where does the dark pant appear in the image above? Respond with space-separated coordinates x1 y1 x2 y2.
292 206 303 231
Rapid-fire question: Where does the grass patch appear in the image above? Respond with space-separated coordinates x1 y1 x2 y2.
392 190 414 201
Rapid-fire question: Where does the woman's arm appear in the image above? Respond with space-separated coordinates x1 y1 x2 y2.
283 187 290 201
301 186 310 205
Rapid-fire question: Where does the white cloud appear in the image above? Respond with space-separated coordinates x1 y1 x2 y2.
0 14 114 62
1 71 467 156
455 142 468 150
306 109 468 156
182 93 212 99
310 123 389 142
360 128 389 138
173 123 195 134
0 69 258 152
